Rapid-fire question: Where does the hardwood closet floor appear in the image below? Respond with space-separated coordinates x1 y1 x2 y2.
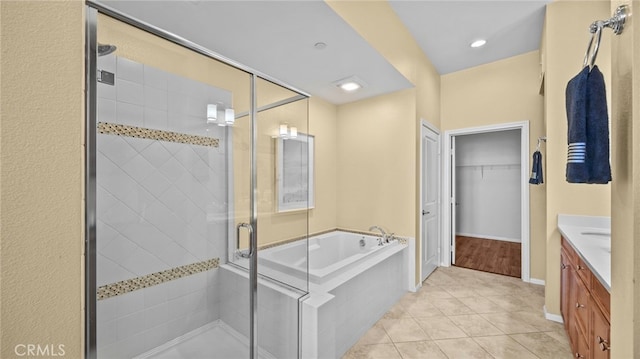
454 235 521 278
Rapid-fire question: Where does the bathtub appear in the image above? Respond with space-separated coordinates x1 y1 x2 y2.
259 230 402 287
258 230 412 358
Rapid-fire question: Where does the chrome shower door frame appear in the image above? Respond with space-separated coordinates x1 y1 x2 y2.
83 3 309 358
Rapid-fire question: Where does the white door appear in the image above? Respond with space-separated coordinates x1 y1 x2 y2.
421 124 440 280
450 136 456 265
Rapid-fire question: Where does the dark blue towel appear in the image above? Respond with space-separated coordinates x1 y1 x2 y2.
565 66 611 183
585 66 611 183
566 67 589 182
529 150 544 185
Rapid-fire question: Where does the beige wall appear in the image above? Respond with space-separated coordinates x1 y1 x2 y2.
1 2 85 358
336 89 417 236
309 97 339 234
441 51 547 280
543 1 612 316
327 0 441 284
610 1 640 357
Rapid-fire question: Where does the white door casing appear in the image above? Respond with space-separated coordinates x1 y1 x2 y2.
442 121 530 282
421 121 440 281
450 135 456 265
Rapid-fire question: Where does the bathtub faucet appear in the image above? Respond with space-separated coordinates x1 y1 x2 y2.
368 225 387 246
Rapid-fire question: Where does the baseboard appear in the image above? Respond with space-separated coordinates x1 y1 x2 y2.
455 233 521 243
544 305 564 323
528 278 545 286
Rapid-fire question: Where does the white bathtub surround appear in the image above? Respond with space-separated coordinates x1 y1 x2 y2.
256 230 412 359
219 265 304 359
557 214 611 290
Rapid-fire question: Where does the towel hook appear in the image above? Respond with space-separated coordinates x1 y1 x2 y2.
536 136 547 152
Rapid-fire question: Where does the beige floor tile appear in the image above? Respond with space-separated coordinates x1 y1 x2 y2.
394 340 448 359
418 286 453 299
543 330 571 349
472 285 507 297
345 266 573 358
379 318 429 342
429 297 476 315
458 296 507 314
443 285 482 298
406 300 443 318
434 338 494 359
414 315 467 340
355 323 392 345
424 271 456 286
449 314 504 337
473 335 538 359
480 312 539 334
383 300 412 319
512 311 565 332
341 343 402 359
510 332 574 359
485 295 534 312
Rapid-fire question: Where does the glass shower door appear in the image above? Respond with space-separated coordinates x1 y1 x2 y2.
91 9 264 359
90 6 310 359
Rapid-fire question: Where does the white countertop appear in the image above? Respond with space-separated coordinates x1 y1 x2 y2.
558 214 611 291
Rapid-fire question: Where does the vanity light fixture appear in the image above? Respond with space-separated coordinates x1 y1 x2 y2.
206 104 217 123
470 39 487 48
224 108 235 125
334 76 365 93
277 124 298 139
207 104 235 127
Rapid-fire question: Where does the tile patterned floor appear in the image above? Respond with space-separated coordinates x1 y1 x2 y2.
342 266 573 359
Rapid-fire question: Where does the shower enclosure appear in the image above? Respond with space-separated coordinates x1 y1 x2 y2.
85 3 310 358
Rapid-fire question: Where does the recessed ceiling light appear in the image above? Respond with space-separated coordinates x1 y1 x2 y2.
340 82 361 92
470 39 487 48
334 76 365 93
314 42 327 50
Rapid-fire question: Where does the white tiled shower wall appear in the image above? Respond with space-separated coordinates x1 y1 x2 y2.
96 55 232 357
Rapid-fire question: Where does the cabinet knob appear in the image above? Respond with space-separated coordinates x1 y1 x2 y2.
597 336 610 351
561 263 567 270
575 302 585 308
575 353 584 358
577 265 583 270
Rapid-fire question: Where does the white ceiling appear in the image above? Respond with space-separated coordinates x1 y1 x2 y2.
389 0 551 75
100 0 551 104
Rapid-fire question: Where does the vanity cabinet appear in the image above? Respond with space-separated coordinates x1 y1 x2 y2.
560 237 610 359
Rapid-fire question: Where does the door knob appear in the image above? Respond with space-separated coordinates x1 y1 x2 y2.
422 210 430 215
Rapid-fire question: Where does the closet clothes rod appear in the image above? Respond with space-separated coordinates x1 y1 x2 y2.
583 5 629 69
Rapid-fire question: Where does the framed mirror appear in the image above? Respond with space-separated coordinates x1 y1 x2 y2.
276 133 314 212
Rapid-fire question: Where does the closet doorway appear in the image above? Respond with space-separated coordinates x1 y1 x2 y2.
442 122 530 281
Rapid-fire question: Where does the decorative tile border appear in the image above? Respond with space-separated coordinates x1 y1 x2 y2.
98 122 219 148
97 257 219 300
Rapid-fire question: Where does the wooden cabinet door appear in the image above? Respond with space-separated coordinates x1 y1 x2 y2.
561 248 572 332
574 321 590 359
592 299 610 359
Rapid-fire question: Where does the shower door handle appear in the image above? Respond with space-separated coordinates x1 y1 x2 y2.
236 222 254 259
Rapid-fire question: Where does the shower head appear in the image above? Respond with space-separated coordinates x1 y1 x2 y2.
98 43 117 56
